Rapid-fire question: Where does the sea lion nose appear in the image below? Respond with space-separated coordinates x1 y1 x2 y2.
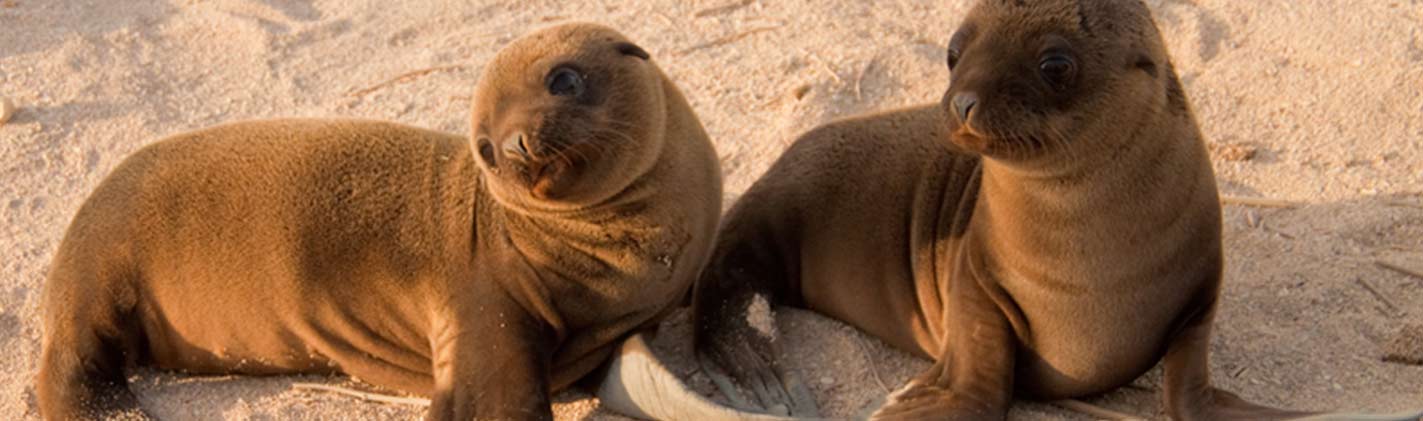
502 132 530 161
952 92 979 123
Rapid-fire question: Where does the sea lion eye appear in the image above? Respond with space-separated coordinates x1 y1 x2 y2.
947 31 968 71
546 67 584 97
1039 55 1077 88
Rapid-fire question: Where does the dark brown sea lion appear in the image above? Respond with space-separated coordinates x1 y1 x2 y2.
37 23 725 421
690 1 1423 420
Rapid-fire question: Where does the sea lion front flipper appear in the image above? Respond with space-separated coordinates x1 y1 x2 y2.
426 291 555 421
1162 300 1317 421
868 275 1016 421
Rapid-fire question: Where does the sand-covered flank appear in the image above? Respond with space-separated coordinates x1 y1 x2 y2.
2 0 1420 419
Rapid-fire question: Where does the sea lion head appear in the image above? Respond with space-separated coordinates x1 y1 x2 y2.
471 23 666 208
942 0 1176 165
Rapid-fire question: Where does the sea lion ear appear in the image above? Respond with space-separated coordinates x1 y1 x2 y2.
1132 51 1157 76
614 42 650 60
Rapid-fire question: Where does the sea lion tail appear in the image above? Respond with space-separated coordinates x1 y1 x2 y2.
595 332 807 421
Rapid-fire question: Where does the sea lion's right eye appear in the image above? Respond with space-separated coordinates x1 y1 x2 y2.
947 48 962 70
546 67 585 97
1039 54 1077 89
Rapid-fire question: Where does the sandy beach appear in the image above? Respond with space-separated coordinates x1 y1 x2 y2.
2 0 1420 419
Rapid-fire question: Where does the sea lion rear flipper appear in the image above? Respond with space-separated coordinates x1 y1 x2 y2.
38 252 155 421
1284 412 1423 421
595 332 806 421
37 317 154 420
695 341 818 417
689 218 819 418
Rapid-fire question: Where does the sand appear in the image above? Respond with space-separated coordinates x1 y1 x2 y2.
1 0 1420 419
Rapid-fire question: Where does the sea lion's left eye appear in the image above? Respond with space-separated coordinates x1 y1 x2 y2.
1039 55 1077 88
946 30 968 71
546 67 585 97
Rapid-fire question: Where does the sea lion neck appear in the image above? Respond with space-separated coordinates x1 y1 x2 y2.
971 107 1219 286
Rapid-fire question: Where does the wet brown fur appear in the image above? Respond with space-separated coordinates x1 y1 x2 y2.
38 23 721 421
693 1 1333 420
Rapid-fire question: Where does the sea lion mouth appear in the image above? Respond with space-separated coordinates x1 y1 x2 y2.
527 160 567 199
951 128 1049 159
950 127 991 153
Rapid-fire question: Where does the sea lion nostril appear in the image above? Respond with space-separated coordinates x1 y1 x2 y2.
953 93 979 122
502 132 530 160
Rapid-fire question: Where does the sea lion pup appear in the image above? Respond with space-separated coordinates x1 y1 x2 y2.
38 23 733 421
691 1 1423 420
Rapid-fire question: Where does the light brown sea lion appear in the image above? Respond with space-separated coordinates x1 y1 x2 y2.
37 23 726 421
690 1 1423 420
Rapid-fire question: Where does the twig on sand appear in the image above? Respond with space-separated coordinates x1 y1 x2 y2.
1387 200 1423 209
1355 277 1402 316
676 25 780 55
854 57 878 101
852 336 892 394
348 65 467 97
652 11 675 26
292 382 431 406
0 97 15 126
693 0 755 18
1376 259 1423 281
1053 399 1146 421
1231 366 1249 379
808 53 843 84
1220 195 1299 209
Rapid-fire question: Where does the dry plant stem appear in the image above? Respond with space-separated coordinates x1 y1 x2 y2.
0 97 14 126
1232 366 1250 379
651 11 675 26
1053 399 1147 421
852 335 892 393
854 57 878 101
694 0 755 18
1220 195 1299 209
1376 259 1423 281
676 26 780 55
808 53 843 84
292 383 431 407
348 65 467 97
1355 277 1401 316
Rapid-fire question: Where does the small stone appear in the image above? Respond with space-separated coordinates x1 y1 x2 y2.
1210 142 1259 162
1382 323 1423 366
1244 210 1261 228
791 84 812 100
818 376 834 385
0 97 14 126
